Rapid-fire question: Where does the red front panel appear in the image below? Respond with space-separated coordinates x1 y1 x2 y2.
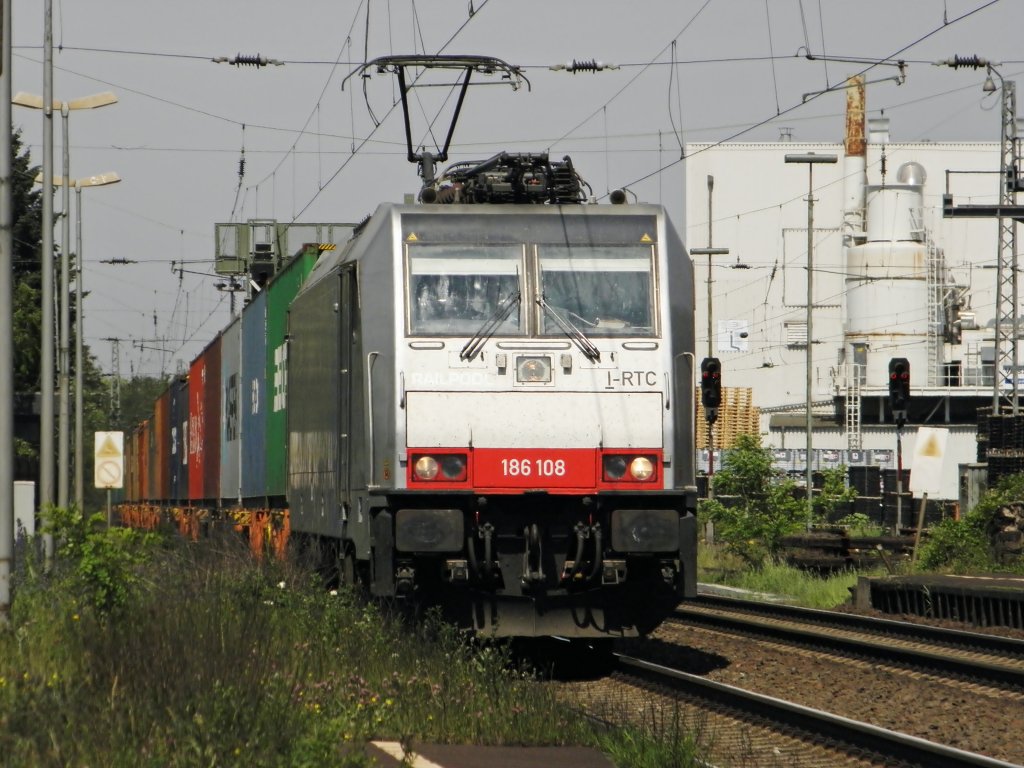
406 448 665 493
473 448 596 490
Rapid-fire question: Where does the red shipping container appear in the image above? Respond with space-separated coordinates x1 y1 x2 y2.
138 420 150 502
188 336 222 502
155 388 171 501
188 356 206 501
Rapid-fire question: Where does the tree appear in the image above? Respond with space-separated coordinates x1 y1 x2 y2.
112 376 171 435
11 130 43 396
10 129 43 480
699 433 806 567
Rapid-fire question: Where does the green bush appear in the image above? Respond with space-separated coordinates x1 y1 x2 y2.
917 473 1024 572
813 466 857 522
43 504 157 615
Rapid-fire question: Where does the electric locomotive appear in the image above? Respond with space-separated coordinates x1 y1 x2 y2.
286 152 698 637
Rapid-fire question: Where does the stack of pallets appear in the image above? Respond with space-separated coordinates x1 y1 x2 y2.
697 386 760 449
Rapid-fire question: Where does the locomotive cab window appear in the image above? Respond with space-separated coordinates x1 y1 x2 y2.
537 245 656 336
407 244 524 336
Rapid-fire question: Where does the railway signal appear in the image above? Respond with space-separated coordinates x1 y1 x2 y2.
700 357 721 423
888 357 910 427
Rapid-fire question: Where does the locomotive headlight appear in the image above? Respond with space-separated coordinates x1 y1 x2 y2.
439 454 467 481
516 355 552 383
603 453 657 482
603 455 628 480
630 456 655 481
411 453 468 482
414 455 439 480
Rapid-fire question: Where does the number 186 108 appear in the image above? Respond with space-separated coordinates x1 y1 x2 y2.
500 457 567 477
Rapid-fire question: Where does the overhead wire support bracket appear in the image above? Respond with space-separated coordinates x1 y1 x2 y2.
795 51 907 102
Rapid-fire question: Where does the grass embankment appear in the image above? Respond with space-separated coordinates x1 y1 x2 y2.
699 550 863 608
0 510 704 767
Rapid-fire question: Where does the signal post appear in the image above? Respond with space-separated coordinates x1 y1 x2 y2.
700 357 721 492
888 358 910 530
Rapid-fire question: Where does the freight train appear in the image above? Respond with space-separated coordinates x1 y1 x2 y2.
121 152 698 638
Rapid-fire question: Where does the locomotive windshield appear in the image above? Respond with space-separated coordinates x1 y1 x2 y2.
408 244 524 335
538 245 655 336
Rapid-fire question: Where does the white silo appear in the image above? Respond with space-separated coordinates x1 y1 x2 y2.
845 162 932 384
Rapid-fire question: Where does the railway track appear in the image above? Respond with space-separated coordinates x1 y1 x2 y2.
551 594 1024 764
609 653 1018 768
670 594 1024 692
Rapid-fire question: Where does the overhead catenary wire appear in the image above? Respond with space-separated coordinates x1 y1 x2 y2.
764 0 781 115
25 43 1024 70
666 40 684 156
20 1 1011 377
547 0 716 152
606 0 1003 198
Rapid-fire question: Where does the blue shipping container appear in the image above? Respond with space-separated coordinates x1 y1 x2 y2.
170 375 189 502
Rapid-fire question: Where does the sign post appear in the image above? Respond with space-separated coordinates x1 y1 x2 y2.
94 431 124 527
908 427 948 562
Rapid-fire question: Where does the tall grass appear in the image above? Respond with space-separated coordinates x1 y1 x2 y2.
1 529 592 767
717 560 861 608
591 703 705 768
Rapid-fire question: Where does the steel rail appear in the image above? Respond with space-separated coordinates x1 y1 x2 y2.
617 654 1019 768
672 603 1024 690
692 593 1024 656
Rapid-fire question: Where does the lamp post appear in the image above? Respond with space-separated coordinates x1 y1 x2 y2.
214 278 246 317
690 176 730 359
691 176 729 493
785 152 838 529
13 91 117 511
42 172 121 512
0 0 13 621
74 174 121 509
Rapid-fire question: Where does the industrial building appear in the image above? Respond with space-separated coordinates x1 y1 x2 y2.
683 78 1021 504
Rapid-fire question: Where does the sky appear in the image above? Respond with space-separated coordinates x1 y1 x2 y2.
8 0 1022 382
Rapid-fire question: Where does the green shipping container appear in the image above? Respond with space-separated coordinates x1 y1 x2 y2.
265 245 322 499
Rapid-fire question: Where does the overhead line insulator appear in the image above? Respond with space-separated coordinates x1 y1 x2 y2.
550 59 620 74
212 54 284 68
939 54 988 70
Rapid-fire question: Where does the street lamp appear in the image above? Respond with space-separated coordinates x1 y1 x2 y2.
0 0 12 620
13 91 117 511
214 278 246 316
40 172 121 512
785 152 838 529
73 174 121 509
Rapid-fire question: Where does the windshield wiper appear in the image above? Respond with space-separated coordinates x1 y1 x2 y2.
460 290 521 361
536 296 601 363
